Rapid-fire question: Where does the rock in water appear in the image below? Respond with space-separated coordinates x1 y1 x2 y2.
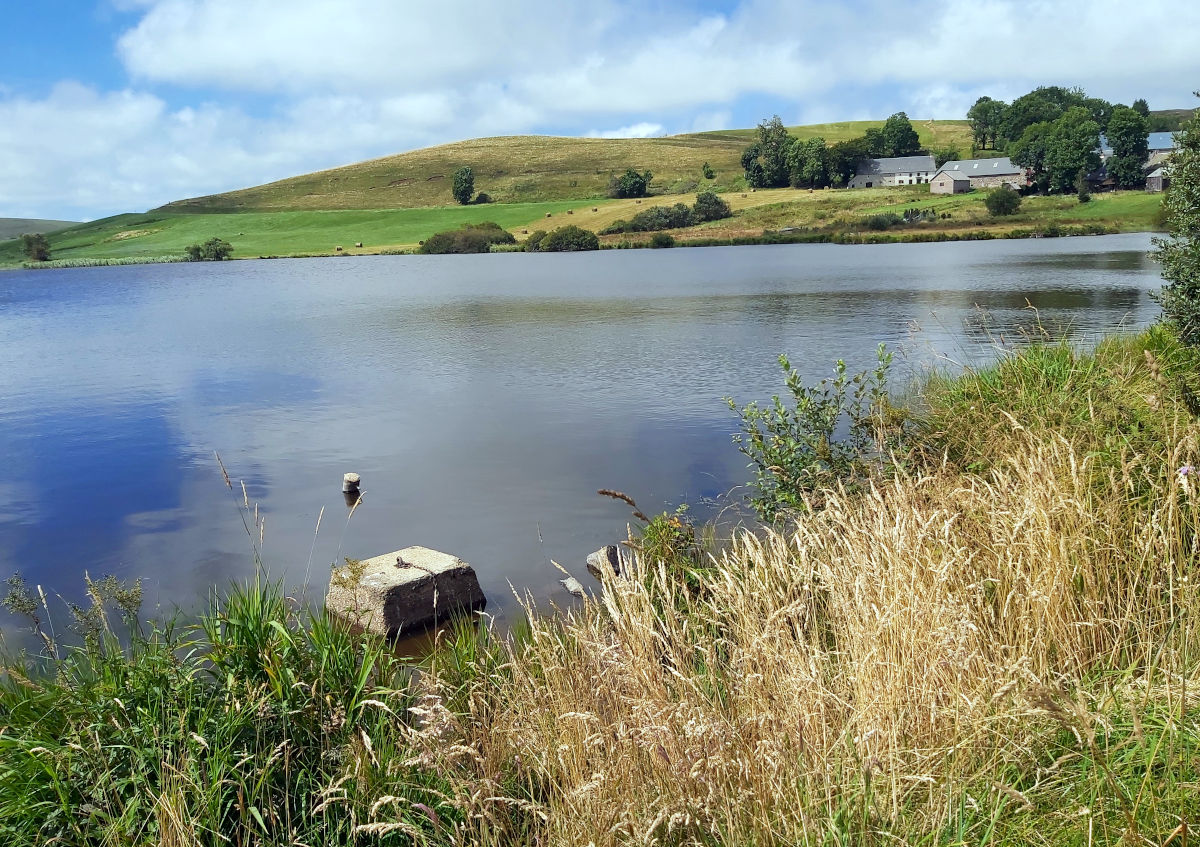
560 577 586 598
586 545 626 579
326 546 485 638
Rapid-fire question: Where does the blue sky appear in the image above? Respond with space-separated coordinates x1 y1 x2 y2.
2 0 1198 221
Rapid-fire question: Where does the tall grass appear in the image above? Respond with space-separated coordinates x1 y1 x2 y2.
3 326 1200 844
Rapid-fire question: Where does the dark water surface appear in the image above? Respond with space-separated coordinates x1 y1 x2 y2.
0 234 1161 628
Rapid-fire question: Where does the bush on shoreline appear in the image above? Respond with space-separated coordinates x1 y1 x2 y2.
418 221 516 254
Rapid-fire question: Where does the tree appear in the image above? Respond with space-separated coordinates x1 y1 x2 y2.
984 185 1022 216
1082 96 1114 131
828 137 871 187
967 96 1007 149
1106 105 1150 188
608 168 653 198
787 137 829 188
863 127 887 157
452 167 474 205
880 112 921 156
692 190 732 222
184 237 233 261
933 147 960 168
1012 107 1100 194
20 233 50 262
741 115 794 188
1132 98 1150 117
1044 106 1101 193
701 162 715 180
1154 93 1200 343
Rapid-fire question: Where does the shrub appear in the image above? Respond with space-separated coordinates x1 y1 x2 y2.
534 225 599 252
691 190 732 223
524 229 547 251
599 219 629 236
184 237 233 261
1075 170 1092 203
650 232 675 248
702 161 715 180
473 192 492 204
984 185 1022 216
20 232 51 262
727 345 900 521
418 222 515 254
863 212 903 230
607 168 652 199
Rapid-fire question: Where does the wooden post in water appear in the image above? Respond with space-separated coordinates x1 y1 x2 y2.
343 472 360 493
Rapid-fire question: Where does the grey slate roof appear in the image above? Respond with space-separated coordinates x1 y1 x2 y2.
1147 166 1166 178
855 155 936 176
935 157 1022 178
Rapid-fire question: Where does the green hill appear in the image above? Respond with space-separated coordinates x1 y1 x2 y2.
159 120 975 213
0 218 78 240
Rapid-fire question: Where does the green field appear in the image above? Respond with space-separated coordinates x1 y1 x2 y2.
0 217 78 240
0 202 587 266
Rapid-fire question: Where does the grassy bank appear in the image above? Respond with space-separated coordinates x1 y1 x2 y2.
0 187 1163 268
4 322 1200 844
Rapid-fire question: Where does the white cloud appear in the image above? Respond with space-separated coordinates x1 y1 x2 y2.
3 0 1200 219
586 122 665 139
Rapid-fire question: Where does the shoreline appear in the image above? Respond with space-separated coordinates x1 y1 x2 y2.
4 222 1149 270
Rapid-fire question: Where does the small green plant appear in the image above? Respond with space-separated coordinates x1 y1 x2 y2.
650 231 675 248
702 161 715 180
1075 170 1092 203
727 344 899 521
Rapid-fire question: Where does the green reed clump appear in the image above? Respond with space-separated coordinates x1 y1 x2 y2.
0 577 454 845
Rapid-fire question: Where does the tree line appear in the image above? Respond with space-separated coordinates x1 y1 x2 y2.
968 86 1151 191
740 113 944 190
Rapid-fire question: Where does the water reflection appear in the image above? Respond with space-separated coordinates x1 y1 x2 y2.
0 234 1163 641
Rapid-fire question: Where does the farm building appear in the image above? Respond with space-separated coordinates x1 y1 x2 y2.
847 155 937 188
1146 166 1170 192
929 157 1026 193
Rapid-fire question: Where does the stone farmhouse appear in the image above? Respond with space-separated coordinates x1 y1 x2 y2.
847 155 937 188
929 157 1027 194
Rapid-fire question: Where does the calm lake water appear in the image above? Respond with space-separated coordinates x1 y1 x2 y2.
0 234 1162 631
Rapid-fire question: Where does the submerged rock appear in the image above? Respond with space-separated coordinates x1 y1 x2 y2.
326 546 485 638
586 545 628 579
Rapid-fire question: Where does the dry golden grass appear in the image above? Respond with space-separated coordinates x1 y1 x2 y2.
159 122 974 213
381 335 1200 845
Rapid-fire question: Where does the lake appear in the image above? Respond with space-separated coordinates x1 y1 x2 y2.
0 234 1163 631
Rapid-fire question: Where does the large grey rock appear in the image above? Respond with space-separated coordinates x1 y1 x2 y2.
586 545 629 579
326 546 485 637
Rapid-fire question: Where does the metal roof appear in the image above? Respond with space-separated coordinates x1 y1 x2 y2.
854 155 936 175
934 157 1022 177
1148 131 1178 151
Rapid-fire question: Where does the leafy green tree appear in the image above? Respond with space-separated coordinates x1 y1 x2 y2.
20 233 50 262
1154 94 1200 343
1044 106 1101 193
452 166 474 205
701 162 715 180
828 137 871 187
1012 107 1100 193
740 115 794 188
1083 96 1114 131
967 96 1007 149
1106 105 1150 188
933 147 960 167
881 112 921 156
787 137 829 188
608 167 653 198
692 190 732 222
185 237 233 261
985 185 1022 216
1008 121 1055 191
863 127 887 157
1133 98 1150 117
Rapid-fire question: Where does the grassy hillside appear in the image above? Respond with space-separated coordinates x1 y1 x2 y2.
0 218 78 240
159 121 975 213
